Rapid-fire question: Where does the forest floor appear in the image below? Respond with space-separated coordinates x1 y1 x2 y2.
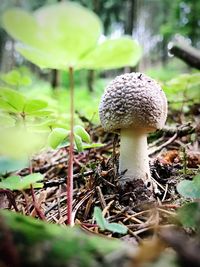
1 102 200 265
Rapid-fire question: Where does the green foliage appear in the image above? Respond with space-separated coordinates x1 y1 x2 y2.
48 126 101 152
0 87 50 116
0 173 43 190
74 125 91 143
93 207 128 234
165 72 200 92
146 59 186 82
178 202 200 229
2 2 142 70
47 128 69 149
0 113 15 127
0 69 32 87
0 87 26 112
0 156 29 174
163 71 200 110
78 37 142 70
177 174 200 199
176 174 200 230
0 127 47 158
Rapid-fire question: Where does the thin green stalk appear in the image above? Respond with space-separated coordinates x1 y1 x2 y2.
67 66 74 226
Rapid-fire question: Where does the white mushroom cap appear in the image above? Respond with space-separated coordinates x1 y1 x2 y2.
99 72 167 133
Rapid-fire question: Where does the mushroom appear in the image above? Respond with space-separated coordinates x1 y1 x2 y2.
99 72 167 188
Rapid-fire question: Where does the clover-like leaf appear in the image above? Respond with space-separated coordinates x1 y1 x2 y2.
78 37 142 70
74 134 83 152
93 207 128 234
2 8 39 47
93 206 107 230
82 143 104 149
74 125 91 143
105 222 128 235
177 174 200 199
0 87 26 112
0 156 29 174
0 173 43 190
178 202 200 229
3 3 142 71
3 2 102 69
48 128 69 149
24 99 48 114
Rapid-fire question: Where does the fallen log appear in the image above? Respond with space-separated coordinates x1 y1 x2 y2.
169 36 200 69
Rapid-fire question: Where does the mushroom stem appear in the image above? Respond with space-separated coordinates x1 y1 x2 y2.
119 128 151 184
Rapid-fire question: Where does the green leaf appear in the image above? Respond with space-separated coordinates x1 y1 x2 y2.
177 174 200 199
24 99 48 114
0 156 29 174
17 44 64 70
0 98 17 112
74 134 83 152
105 222 128 235
27 119 56 132
178 202 200 228
93 207 107 230
0 173 43 190
26 109 52 117
2 8 39 47
48 128 69 149
0 127 47 158
3 2 102 69
82 143 104 149
0 70 32 87
166 73 200 91
0 87 26 112
93 207 128 234
1 70 21 86
0 113 16 128
78 37 142 70
74 125 91 143
20 75 32 86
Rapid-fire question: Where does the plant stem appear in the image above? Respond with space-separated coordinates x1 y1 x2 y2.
29 158 45 220
30 185 46 220
67 66 74 226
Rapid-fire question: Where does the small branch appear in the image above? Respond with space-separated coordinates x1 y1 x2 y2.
96 186 107 210
149 133 178 156
0 190 18 212
43 170 95 188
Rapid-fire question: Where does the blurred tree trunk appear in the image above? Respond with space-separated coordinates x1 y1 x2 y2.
124 0 136 35
87 69 95 92
124 0 138 72
161 2 170 65
86 0 101 92
50 0 63 88
51 69 59 88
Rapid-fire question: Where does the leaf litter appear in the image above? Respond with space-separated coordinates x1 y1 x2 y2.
1 103 200 266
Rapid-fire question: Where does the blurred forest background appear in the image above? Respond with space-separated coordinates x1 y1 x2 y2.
0 0 200 87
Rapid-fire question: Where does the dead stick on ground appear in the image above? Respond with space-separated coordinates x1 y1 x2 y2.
96 186 107 210
149 133 178 156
